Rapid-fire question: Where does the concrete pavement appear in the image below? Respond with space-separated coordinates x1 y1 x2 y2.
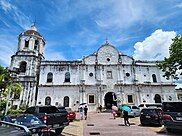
62 112 181 136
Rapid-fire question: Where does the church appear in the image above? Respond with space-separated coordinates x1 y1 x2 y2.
9 25 178 111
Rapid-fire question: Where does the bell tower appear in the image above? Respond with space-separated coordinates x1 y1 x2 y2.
9 24 45 107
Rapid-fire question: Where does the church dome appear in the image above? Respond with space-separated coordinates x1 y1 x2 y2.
20 24 43 38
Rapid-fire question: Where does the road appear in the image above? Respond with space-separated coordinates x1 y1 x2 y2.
62 112 182 136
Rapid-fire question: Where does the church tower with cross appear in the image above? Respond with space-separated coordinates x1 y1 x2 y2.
9 24 46 108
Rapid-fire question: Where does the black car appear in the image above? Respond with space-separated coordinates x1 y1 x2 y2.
3 114 50 136
140 108 162 126
162 102 182 132
25 106 69 135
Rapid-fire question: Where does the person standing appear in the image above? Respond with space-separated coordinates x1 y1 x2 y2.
84 105 88 120
123 110 130 126
79 106 84 120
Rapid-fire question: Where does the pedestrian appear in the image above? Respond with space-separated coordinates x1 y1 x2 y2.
79 106 84 120
111 104 118 119
123 110 130 126
99 105 102 113
84 105 88 120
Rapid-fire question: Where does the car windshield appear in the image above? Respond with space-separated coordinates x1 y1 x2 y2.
66 108 72 112
138 104 144 107
163 102 182 112
39 106 60 113
132 106 139 109
14 115 42 126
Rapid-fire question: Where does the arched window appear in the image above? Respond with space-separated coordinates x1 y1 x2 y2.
154 94 161 103
34 40 39 50
65 72 70 82
152 74 157 82
25 40 29 48
63 96 69 107
45 96 51 105
47 72 53 83
19 61 27 73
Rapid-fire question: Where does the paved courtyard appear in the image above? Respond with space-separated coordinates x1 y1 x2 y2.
62 112 181 136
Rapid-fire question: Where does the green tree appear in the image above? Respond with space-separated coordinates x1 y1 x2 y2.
158 35 182 80
0 65 22 113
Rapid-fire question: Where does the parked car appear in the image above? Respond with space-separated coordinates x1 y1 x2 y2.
0 120 31 136
25 105 69 135
162 102 182 132
128 105 140 117
3 114 49 136
66 107 76 121
140 108 162 126
138 103 162 110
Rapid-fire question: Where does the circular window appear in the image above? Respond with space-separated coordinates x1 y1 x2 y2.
107 58 110 61
89 72 93 77
126 73 130 77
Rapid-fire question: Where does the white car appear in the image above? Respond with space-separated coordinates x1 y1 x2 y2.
128 105 140 117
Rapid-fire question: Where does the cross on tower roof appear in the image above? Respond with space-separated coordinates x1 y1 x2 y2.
105 37 109 44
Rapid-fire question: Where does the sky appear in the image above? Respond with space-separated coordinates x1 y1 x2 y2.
0 1 181 67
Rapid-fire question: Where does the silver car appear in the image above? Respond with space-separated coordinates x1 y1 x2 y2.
128 105 140 117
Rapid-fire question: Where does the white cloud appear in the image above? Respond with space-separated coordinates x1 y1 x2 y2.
45 50 66 61
0 0 31 29
175 2 182 8
0 0 13 11
0 35 17 66
133 29 176 61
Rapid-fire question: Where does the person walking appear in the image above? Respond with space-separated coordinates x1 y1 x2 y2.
79 106 84 120
84 105 88 120
99 105 102 113
111 104 118 119
123 110 130 126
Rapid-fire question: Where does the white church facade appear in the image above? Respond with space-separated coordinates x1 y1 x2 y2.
9 25 178 111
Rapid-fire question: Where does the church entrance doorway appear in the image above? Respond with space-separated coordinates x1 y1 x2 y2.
154 94 162 103
104 92 117 109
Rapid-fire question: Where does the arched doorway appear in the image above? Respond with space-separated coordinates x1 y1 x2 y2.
154 94 162 103
63 96 69 107
104 92 117 109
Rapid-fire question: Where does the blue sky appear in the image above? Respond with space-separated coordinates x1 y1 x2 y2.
0 0 182 68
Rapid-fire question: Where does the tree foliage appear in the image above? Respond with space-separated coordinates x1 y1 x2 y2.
0 65 22 112
158 35 182 79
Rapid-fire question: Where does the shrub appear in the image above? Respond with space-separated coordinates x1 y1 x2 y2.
8 109 24 115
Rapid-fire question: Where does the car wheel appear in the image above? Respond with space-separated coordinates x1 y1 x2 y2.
55 128 63 135
141 122 145 126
